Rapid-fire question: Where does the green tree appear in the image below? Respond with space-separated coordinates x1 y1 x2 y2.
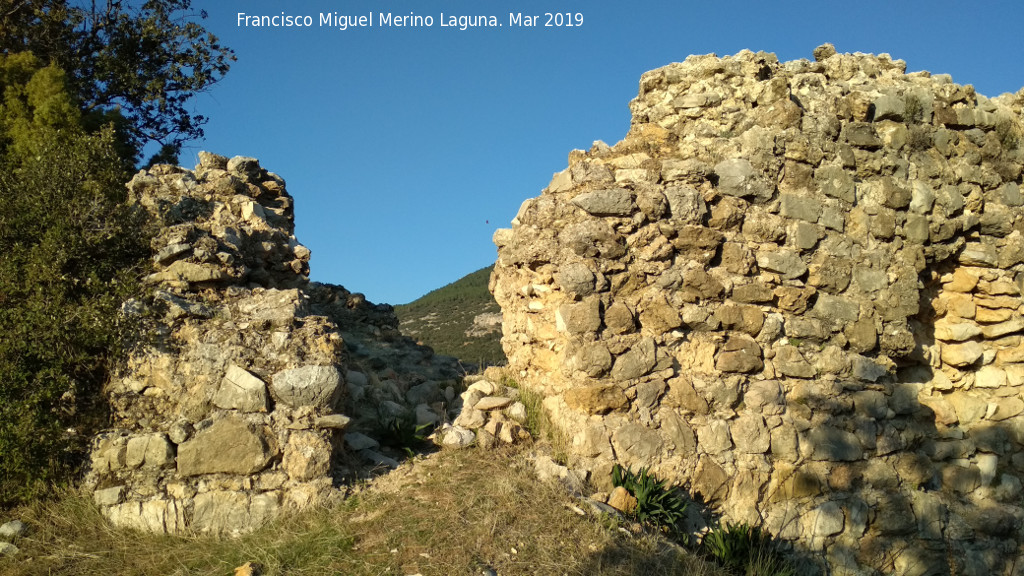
0 0 234 164
0 52 151 506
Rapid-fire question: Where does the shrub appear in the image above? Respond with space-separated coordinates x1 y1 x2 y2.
0 54 151 506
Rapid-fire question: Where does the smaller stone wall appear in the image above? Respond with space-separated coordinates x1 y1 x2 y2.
86 153 463 535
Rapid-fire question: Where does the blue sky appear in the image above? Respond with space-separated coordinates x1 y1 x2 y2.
187 0 1024 305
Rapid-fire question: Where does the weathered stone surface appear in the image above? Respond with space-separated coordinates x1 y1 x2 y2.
572 188 635 216
565 384 627 415
125 433 174 469
556 262 596 295
475 396 513 411
611 338 657 380
607 486 637 514
756 250 807 280
556 297 602 334
192 491 280 535
441 426 476 449
213 365 269 412
774 345 816 378
804 426 862 461
714 158 771 199
271 365 342 409
715 335 762 373
940 342 984 367
812 293 860 323
934 319 982 342
282 431 331 481
731 414 770 454
177 416 273 476
716 303 764 336
106 499 187 533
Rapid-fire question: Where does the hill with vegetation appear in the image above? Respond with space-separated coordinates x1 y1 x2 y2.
394 265 506 367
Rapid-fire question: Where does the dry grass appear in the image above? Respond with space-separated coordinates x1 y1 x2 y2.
0 447 728 576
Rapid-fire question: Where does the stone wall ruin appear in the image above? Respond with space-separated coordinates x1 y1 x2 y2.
86 153 462 535
491 46 1024 575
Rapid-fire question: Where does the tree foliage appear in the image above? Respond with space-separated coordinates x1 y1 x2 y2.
0 0 234 163
0 52 151 506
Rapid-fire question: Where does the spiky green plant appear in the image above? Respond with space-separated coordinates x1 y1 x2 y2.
702 521 795 576
611 464 689 538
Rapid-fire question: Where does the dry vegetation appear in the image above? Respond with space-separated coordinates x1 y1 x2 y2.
0 447 729 576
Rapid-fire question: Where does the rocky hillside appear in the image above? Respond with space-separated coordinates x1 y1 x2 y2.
395 265 505 367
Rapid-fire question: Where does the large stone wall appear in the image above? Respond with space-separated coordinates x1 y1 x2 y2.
85 153 461 535
491 46 1024 574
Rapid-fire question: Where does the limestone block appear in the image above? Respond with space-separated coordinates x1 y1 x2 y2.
405 380 440 406
192 491 279 535
555 297 602 335
812 293 861 324
940 342 985 367
660 412 696 453
714 158 771 199
94 485 125 506
975 365 1007 388
571 188 635 216
282 431 331 481
815 164 856 203
213 365 269 412
639 300 683 334
474 396 512 411
555 262 596 295
271 365 342 409
125 433 174 469
780 193 823 223
715 335 763 373
773 345 816 378
565 342 613 377
804 501 845 547
803 426 862 461
662 184 707 222
991 397 1024 421
852 390 888 420
975 307 1012 323
607 486 637 514
982 318 1024 339
692 457 730 502
679 268 724 302
715 304 764 336
564 384 627 415
756 250 807 280
730 414 770 454
440 426 475 448
934 318 982 342
177 415 273 476
947 392 988 426
146 260 228 285
697 420 733 455
610 338 657 380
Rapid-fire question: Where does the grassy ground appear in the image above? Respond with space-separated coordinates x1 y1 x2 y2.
0 447 729 576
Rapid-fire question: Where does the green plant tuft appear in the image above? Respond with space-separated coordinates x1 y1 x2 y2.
376 410 434 456
702 521 795 576
611 464 689 539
